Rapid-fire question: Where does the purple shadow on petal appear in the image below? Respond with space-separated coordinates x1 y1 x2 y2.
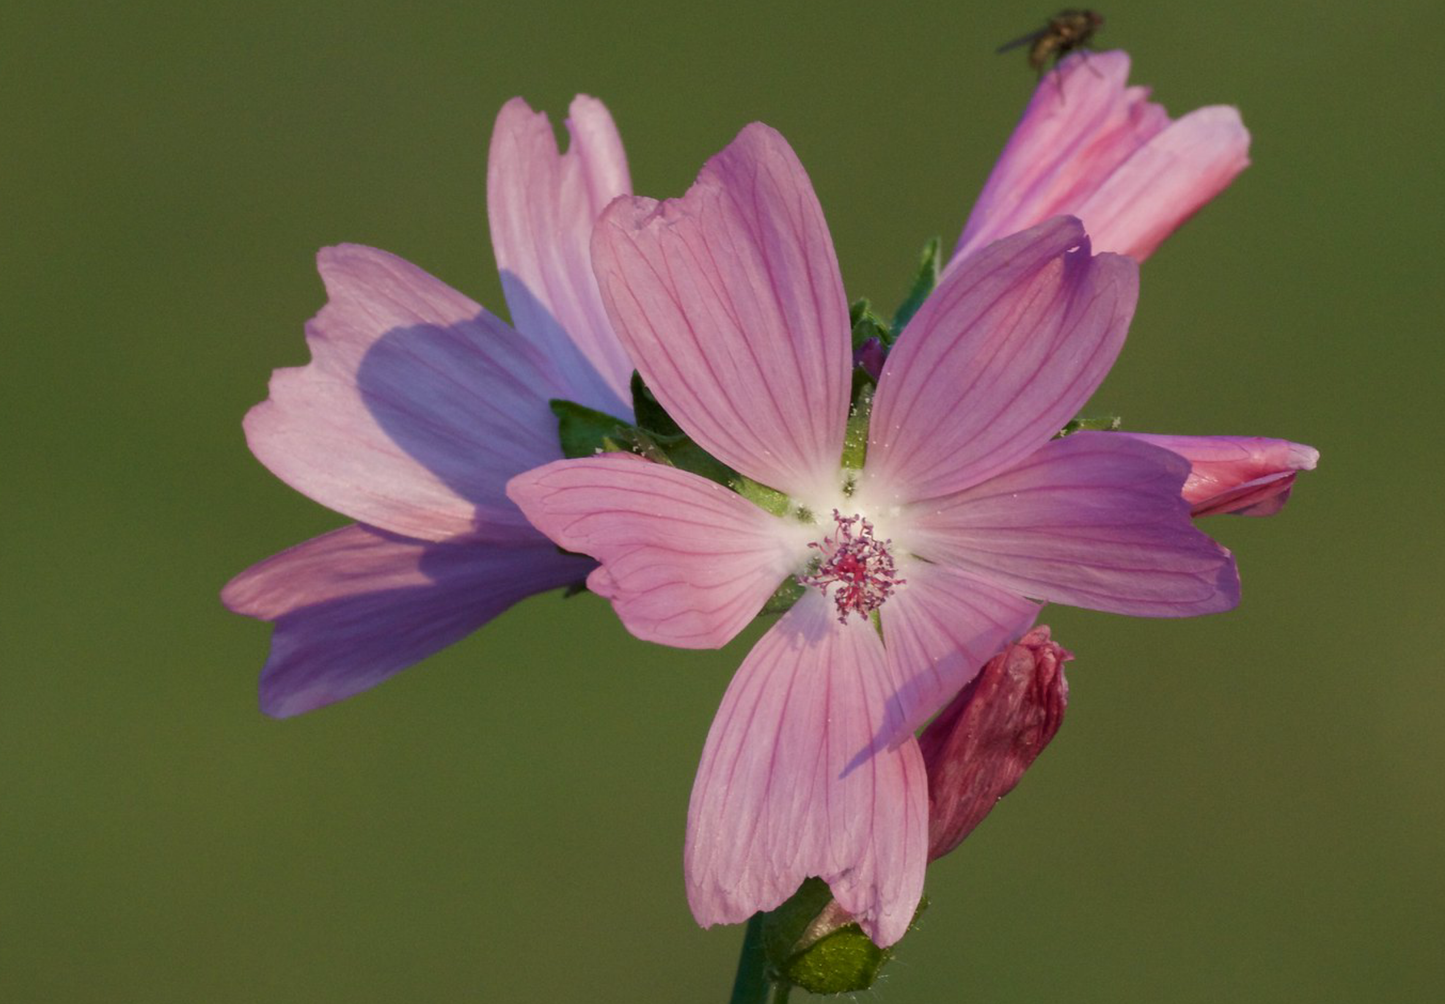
223 525 591 717
498 273 635 419
350 318 569 541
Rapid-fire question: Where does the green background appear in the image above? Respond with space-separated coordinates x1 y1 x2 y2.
5 1 1441 1000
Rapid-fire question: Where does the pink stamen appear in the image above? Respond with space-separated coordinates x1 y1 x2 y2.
798 510 904 623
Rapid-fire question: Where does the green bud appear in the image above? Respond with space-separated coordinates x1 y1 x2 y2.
758 878 903 996
849 297 892 351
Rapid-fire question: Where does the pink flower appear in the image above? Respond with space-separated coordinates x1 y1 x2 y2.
507 124 1243 946
954 50 1251 266
222 96 633 717
920 627 1071 862
1118 434 1320 517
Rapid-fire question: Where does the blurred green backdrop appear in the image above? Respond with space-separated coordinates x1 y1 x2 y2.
4 1 1441 1001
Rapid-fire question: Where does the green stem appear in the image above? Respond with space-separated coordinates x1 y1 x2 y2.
729 914 772 1004
772 982 793 1003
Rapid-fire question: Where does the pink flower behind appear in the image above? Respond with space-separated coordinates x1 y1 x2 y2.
508 124 1245 946
953 50 1251 267
947 52 1320 520
223 96 632 717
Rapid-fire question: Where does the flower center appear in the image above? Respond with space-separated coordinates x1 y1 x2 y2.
798 510 904 624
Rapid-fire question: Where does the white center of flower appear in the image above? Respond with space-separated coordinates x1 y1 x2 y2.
797 509 905 624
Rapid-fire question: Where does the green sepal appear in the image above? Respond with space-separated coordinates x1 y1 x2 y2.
665 438 739 486
759 878 896 996
1056 414 1123 437
891 236 942 335
734 475 792 518
781 924 890 995
759 577 805 616
550 400 634 459
620 426 677 466
850 354 879 393
849 297 892 351
628 372 757 488
551 391 741 488
841 382 875 472
630 370 684 438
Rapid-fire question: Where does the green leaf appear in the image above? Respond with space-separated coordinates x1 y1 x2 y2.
1056 414 1123 437
890 236 942 334
550 399 632 459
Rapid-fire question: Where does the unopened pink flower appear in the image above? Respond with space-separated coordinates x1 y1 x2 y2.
920 627 1071 862
954 50 1251 267
507 124 1242 946
222 96 632 717
954 55 1319 517
1119 434 1320 516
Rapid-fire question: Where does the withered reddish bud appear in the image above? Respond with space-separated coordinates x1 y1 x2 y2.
1118 433 1319 518
920 626 1072 861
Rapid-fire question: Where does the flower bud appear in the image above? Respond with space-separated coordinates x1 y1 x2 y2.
920 627 1072 861
853 336 886 381
757 878 898 995
1118 433 1319 517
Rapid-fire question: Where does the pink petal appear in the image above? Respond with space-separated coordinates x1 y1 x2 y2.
910 432 1240 617
222 524 590 717
685 593 928 947
506 455 807 649
880 563 1041 737
920 626 1071 861
244 245 565 543
953 50 1249 265
591 123 851 500
488 96 635 415
1119 433 1319 516
865 217 1138 504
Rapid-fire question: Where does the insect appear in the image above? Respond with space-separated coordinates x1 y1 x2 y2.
997 9 1105 77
